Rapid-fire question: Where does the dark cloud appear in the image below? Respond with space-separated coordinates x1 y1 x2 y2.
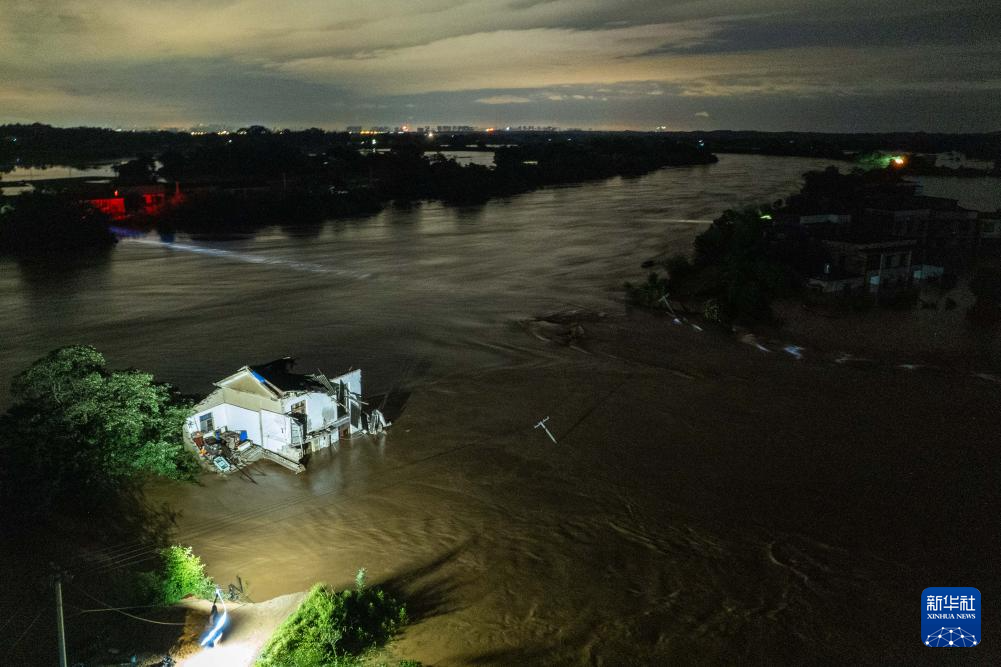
638 6 1001 56
1 0 999 131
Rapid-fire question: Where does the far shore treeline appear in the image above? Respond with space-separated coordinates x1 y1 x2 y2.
3 123 1001 257
1 123 718 252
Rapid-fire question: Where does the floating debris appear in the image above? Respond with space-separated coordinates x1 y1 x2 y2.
525 309 604 347
782 345 804 360
740 333 770 352
834 353 873 364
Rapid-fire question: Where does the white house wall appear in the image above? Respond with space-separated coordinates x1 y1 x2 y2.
339 370 362 401
189 403 263 443
189 404 226 436
223 404 263 445
335 369 363 433
281 391 340 433
261 409 291 453
306 392 338 432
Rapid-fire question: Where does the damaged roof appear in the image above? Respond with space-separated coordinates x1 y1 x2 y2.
249 357 325 393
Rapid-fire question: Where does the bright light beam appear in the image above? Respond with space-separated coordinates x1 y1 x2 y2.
200 588 228 648
122 237 372 279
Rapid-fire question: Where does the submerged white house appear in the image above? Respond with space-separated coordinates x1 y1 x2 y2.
187 357 363 463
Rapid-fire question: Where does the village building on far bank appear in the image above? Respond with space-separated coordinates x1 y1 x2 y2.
186 357 364 471
809 238 917 294
790 174 996 299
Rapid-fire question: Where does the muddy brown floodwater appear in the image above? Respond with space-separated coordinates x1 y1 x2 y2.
147 315 1000 665
3 154 998 663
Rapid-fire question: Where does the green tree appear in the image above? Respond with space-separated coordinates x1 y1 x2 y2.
113 155 157 184
0 346 198 519
137 545 215 605
0 193 115 256
690 208 791 322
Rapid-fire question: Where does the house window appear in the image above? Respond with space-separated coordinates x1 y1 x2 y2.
199 413 214 433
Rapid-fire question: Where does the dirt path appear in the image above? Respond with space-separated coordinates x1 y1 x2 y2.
174 592 305 667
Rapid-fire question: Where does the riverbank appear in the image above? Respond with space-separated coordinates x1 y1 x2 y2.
145 308 1000 665
173 593 305 667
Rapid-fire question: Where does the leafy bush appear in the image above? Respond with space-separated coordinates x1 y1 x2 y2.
627 208 794 323
664 254 694 282
702 298 722 324
257 570 408 667
624 272 670 307
136 545 215 605
159 545 216 604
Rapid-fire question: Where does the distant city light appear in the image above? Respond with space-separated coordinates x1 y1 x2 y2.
893 156 905 166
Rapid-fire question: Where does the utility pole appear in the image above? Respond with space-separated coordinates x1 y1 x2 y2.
534 417 557 444
52 571 68 667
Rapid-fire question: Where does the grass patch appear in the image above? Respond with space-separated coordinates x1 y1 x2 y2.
257 570 409 667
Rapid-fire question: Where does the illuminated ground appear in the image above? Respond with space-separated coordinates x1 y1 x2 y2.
175 593 304 667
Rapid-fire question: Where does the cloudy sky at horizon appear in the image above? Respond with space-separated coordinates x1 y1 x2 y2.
2 0 999 131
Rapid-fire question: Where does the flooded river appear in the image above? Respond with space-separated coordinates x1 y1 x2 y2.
0 154 839 403
2 154 998 664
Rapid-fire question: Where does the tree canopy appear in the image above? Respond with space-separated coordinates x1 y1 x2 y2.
0 192 116 256
0 345 198 520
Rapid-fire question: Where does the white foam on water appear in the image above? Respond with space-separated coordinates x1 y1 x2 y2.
782 345 804 360
972 372 1001 384
125 237 372 280
662 218 715 224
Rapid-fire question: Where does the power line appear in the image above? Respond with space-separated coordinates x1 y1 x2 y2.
4 608 45 661
0 610 20 635
71 360 567 571
81 437 488 578
77 362 583 578
68 584 188 627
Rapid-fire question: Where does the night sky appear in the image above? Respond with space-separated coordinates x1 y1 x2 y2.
2 0 999 131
